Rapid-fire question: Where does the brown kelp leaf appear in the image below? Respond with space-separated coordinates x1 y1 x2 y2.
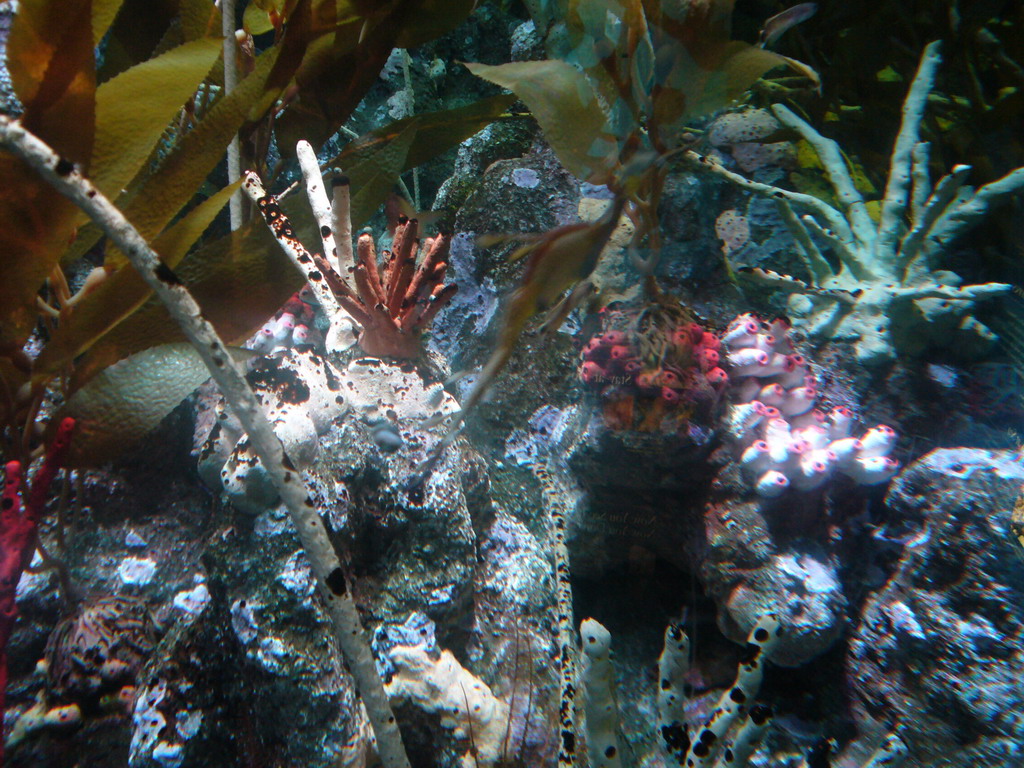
414 197 627 478
70 197 309 390
179 0 219 42
340 119 419 230
113 42 282 242
0 358 28 426
60 343 252 467
7 0 94 159
390 94 517 172
0 0 95 348
91 37 222 199
97 0 184 81
243 0 281 35
92 0 126 47
272 13 388 153
466 200 625 410
0 158 78 350
466 60 616 184
35 182 239 380
274 0 476 153
64 44 283 269
392 0 476 47
328 95 515 176
327 97 515 229
643 0 818 131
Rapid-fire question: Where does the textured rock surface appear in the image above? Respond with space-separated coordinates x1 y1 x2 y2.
701 494 846 667
847 448 1024 768
196 350 350 514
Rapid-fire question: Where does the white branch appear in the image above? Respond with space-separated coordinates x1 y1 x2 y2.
898 163 971 276
876 41 942 263
684 150 861 266
241 170 356 353
924 166 1024 254
891 282 1012 301
772 103 876 251
910 141 931 221
774 199 833 284
332 173 354 270
296 139 338 269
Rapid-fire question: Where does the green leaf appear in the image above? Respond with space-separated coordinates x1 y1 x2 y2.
318 94 516 226
643 0 818 132
35 182 239 380
338 118 419 229
465 60 616 184
243 1 278 35
60 343 251 467
393 0 476 47
63 44 283 269
92 0 126 46
117 44 282 242
180 0 219 42
91 37 222 199
70 206 305 390
399 94 517 171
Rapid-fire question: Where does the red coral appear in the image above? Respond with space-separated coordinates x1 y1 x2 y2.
578 307 726 431
0 417 75 765
318 218 457 358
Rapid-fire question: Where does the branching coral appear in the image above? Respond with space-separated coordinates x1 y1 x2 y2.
243 141 456 359
688 41 1022 366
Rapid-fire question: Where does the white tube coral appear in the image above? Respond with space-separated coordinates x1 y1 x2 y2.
580 619 624 768
684 615 781 768
723 315 899 496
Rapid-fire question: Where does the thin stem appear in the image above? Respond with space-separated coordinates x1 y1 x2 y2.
221 0 242 230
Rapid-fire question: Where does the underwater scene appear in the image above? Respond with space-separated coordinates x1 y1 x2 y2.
1 0 1024 766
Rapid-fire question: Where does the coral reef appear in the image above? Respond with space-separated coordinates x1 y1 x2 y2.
196 350 349 514
7 3 1024 767
581 615 908 768
689 42 1021 365
245 142 456 360
248 290 327 356
578 615 786 768
701 499 847 667
579 619 622 768
578 302 726 432
44 596 157 705
722 313 899 496
379 614 511 768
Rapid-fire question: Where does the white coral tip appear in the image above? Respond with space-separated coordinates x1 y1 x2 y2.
727 347 770 369
859 425 897 458
740 440 772 473
755 470 790 497
779 386 817 416
850 455 899 484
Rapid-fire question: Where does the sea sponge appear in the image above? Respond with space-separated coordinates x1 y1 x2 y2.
722 313 899 496
578 304 726 431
